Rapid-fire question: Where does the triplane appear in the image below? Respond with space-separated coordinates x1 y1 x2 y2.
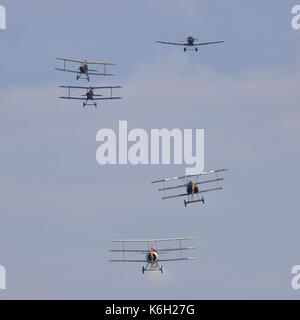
109 237 196 274
152 169 227 207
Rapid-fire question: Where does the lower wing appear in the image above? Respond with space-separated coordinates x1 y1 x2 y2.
158 258 196 262
60 97 121 101
162 187 223 200
88 71 114 76
110 260 146 263
55 68 80 74
55 68 113 76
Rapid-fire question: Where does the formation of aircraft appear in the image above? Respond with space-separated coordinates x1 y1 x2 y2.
56 57 122 108
152 169 227 207
109 237 196 274
156 35 225 52
56 35 227 274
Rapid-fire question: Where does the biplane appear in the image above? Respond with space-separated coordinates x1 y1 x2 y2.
156 36 224 52
152 169 227 207
59 85 122 108
55 58 116 81
109 237 196 274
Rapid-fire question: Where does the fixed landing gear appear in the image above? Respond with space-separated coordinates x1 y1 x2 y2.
184 196 205 207
184 47 198 52
83 103 97 108
76 75 90 81
142 264 164 274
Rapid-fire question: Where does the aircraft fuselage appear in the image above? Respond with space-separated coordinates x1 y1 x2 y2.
187 36 195 46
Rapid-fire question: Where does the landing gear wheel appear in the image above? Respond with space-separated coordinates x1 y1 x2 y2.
161 267 163 274
142 267 145 274
196 48 198 52
184 48 187 52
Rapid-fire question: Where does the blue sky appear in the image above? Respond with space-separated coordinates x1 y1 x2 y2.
0 0 300 299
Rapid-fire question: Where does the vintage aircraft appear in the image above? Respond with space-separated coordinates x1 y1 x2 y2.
156 36 224 52
152 169 227 207
55 58 116 81
59 85 122 108
109 237 196 274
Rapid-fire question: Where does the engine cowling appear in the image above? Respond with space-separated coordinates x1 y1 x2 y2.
147 251 158 263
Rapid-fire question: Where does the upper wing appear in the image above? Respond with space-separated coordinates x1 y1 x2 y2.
60 85 122 90
109 237 196 244
152 169 228 184
156 40 186 46
56 58 82 63
158 257 196 262
194 40 225 46
88 86 122 90
56 58 115 65
86 61 115 66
